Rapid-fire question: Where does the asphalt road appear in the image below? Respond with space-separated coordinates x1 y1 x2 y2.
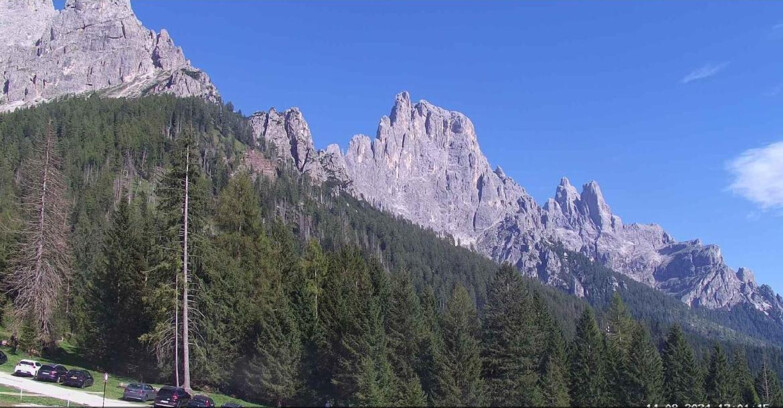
0 371 144 407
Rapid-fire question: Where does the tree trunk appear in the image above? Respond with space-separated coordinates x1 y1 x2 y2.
182 149 191 392
175 271 180 388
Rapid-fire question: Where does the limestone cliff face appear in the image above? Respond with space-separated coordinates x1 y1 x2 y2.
249 108 353 191
0 0 219 112
344 91 542 247
256 91 783 315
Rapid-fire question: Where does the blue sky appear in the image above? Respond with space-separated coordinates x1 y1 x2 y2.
62 1 783 292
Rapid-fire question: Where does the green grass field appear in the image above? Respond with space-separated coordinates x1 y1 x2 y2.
0 383 86 406
0 342 255 407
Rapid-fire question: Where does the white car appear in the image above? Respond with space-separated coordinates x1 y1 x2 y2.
13 359 41 377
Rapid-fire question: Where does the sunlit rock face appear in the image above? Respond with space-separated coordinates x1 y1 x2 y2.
0 0 219 112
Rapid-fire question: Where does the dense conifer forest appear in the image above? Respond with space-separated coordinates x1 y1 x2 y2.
1 95 782 406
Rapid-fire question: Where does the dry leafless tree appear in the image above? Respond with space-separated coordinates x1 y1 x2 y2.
6 122 71 346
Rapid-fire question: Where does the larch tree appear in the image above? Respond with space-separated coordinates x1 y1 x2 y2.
7 123 70 347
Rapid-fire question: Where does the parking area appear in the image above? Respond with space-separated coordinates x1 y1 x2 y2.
0 371 143 407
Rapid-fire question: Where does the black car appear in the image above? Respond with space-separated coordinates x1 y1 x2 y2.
35 364 68 383
0 350 6 365
123 383 157 402
62 370 93 388
187 395 215 408
154 386 191 408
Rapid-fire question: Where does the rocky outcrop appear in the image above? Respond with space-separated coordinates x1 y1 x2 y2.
344 91 541 247
0 0 218 112
249 108 353 190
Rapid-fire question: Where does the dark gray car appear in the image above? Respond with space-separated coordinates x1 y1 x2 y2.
123 383 157 402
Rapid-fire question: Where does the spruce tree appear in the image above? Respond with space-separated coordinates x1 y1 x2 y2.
481 264 542 406
605 292 636 405
385 271 426 406
705 344 736 405
319 249 393 406
662 325 704 404
434 284 485 407
569 307 608 407
624 323 664 406
87 197 149 371
245 291 302 407
417 285 442 405
755 358 783 407
732 349 760 406
534 294 569 407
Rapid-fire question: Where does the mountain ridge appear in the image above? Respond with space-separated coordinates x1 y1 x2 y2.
252 91 783 317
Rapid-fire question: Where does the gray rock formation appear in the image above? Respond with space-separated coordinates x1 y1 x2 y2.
336 92 783 315
345 91 542 247
0 0 218 112
249 108 353 190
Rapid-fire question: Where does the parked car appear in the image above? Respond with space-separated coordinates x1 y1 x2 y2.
35 364 68 383
123 383 157 402
13 359 41 377
154 386 191 408
220 403 242 408
187 395 215 408
62 370 94 388
0 350 7 365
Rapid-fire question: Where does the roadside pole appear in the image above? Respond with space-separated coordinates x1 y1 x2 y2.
102 372 108 408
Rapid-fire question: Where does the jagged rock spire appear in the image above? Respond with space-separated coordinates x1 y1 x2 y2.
0 0 218 112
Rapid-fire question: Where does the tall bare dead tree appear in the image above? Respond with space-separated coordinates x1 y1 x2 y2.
6 122 71 346
181 147 192 392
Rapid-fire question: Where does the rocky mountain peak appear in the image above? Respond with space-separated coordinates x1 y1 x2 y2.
580 180 616 230
64 0 131 12
389 91 412 126
554 177 580 217
249 107 352 189
0 0 218 112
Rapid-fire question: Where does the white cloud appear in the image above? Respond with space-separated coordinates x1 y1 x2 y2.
681 62 730 84
727 141 783 210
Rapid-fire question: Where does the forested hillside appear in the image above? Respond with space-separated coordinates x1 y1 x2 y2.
0 96 782 407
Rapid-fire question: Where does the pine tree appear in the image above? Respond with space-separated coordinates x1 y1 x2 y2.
481 264 542 406
662 325 704 404
732 349 760 406
533 294 569 407
755 358 783 407
434 284 485 407
245 290 302 407
569 307 608 407
705 344 736 405
624 323 664 406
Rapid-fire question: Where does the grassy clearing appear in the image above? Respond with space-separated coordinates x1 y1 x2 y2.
0 384 86 406
0 343 255 407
